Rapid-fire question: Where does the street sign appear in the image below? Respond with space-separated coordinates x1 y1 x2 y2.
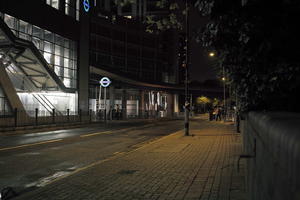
99 77 111 88
83 0 90 12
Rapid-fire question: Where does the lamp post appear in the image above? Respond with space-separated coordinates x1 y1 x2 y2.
184 0 189 136
222 66 226 122
208 52 226 120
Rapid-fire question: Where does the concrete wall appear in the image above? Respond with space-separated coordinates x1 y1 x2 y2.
0 63 25 112
242 112 300 200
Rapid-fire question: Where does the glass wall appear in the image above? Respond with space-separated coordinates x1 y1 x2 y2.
46 0 80 21
0 85 12 116
18 92 77 116
46 0 60 9
2 14 78 89
65 0 80 21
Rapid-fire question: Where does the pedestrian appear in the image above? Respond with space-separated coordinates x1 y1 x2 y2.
216 107 221 121
108 106 114 120
209 108 213 121
112 106 116 120
116 104 120 120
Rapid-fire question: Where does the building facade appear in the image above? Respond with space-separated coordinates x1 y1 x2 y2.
0 0 180 126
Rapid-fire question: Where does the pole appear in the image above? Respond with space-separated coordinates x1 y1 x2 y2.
104 87 107 122
52 108 55 124
184 0 189 136
14 108 18 127
190 94 192 116
99 86 102 112
223 66 226 122
98 85 102 121
35 108 38 126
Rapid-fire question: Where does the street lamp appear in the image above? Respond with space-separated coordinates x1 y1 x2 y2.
209 52 215 57
222 67 226 121
184 0 189 136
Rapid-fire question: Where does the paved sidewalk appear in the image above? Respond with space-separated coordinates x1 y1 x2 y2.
14 117 246 200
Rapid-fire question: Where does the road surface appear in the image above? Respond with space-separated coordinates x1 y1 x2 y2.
0 119 183 195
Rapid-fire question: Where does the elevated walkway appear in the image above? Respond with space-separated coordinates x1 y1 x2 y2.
0 19 74 114
0 19 74 93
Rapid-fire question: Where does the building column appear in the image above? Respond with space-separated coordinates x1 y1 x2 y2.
0 63 25 112
143 0 147 18
131 1 137 18
121 89 127 119
173 94 179 117
109 85 115 120
166 93 174 118
104 0 110 11
78 3 90 113
139 90 145 118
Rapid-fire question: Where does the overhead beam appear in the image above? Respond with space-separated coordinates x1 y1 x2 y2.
19 63 47 76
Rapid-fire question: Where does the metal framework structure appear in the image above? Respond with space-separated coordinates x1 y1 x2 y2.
0 19 75 93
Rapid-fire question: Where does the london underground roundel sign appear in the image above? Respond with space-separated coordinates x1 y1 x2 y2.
99 77 111 88
83 0 90 12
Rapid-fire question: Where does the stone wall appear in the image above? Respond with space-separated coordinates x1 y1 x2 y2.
242 112 300 200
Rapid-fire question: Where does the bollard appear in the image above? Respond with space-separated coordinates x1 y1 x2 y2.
14 108 18 127
236 113 240 133
67 109 70 123
89 109 92 123
35 108 38 126
52 109 55 124
79 109 82 122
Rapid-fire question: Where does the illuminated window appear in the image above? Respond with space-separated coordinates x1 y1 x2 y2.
65 0 80 21
3 14 78 89
47 0 60 9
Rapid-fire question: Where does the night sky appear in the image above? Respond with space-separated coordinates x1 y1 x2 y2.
188 5 218 82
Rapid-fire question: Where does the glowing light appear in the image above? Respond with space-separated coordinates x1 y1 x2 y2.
99 77 111 88
209 52 215 57
83 0 90 12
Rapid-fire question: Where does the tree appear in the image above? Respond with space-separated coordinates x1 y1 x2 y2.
196 96 211 112
195 0 300 112
113 0 184 33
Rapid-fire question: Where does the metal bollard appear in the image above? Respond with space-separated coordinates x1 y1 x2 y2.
52 109 55 124
79 109 82 122
14 108 18 127
35 108 38 126
67 109 70 123
89 109 92 123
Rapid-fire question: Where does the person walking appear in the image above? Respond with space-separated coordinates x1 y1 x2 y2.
216 107 221 121
116 104 120 120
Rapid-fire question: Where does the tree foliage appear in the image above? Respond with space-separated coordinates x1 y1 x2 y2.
196 96 211 105
113 0 185 33
195 0 300 112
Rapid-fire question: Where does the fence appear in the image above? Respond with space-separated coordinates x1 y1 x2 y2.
0 108 168 129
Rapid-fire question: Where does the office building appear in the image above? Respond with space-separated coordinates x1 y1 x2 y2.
0 0 180 126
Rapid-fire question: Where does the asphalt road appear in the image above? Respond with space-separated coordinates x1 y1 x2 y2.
0 119 183 196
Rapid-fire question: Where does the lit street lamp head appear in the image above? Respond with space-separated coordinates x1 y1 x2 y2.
209 52 215 57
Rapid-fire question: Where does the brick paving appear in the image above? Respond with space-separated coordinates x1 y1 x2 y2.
15 117 246 200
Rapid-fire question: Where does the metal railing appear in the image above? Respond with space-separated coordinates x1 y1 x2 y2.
0 108 169 129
